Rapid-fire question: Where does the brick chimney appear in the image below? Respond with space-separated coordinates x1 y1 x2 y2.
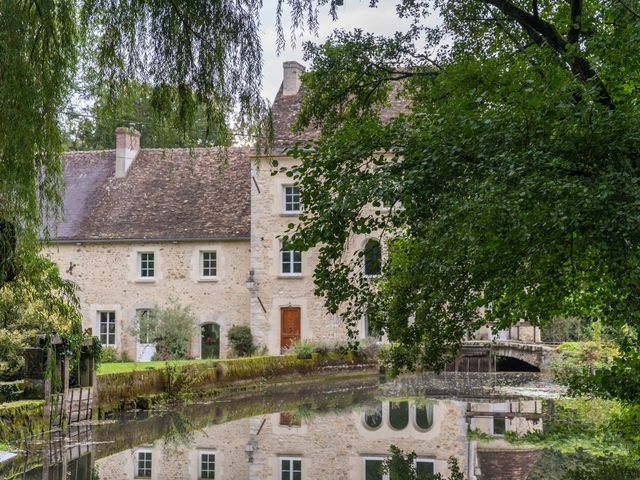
115 127 141 178
282 61 305 96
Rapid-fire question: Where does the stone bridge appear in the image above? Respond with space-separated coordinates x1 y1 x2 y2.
455 341 557 372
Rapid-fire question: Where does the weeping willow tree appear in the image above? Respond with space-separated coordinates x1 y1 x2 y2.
0 0 276 290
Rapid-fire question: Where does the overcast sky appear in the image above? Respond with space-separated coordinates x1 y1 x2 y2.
259 1 415 101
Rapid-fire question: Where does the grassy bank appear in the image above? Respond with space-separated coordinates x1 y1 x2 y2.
0 400 45 443
98 358 212 375
97 352 377 414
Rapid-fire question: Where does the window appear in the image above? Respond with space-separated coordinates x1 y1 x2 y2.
281 248 302 275
415 460 435 478
363 403 383 430
139 252 155 278
99 311 116 346
201 251 217 278
363 239 382 276
493 416 506 436
280 457 302 480
199 452 215 479
135 450 152 478
364 458 385 480
363 313 383 341
136 309 153 344
364 456 429 480
414 403 434 431
283 185 301 213
389 401 409 430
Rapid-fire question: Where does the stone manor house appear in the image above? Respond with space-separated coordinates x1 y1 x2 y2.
46 62 539 361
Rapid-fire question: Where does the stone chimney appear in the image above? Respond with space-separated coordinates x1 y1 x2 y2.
115 127 141 178
282 61 305 96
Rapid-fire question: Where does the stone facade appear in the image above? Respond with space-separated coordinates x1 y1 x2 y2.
46 61 543 361
93 397 543 479
46 240 250 360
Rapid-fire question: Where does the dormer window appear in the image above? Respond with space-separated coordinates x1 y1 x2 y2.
138 252 155 278
283 185 301 213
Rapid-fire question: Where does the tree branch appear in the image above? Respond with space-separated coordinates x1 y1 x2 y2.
617 0 640 20
483 0 615 109
567 0 583 44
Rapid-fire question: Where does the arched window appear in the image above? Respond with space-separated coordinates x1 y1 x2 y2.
414 403 434 431
389 401 409 430
363 239 382 276
201 323 220 359
363 403 383 430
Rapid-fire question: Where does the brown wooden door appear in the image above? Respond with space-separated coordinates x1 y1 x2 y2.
281 307 301 353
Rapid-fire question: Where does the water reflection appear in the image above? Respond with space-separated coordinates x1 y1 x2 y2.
0 373 626 479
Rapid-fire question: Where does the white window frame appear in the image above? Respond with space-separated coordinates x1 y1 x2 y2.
98 311 116 346
283 185 301 213
134 449 153 479
138 252 155 279
280 247 302 276
280 456 302 480
362 456 387 480
200 250 218 279
415 458 436 477
198 450 216 479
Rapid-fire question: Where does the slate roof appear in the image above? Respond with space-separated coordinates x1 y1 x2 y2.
50 147 251 242
270 82 411 149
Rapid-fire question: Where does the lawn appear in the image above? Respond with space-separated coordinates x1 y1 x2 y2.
98 358 214 375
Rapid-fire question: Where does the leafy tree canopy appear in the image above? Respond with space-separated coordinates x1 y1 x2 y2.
281 0 640 400
63 82 231 150
0 0 274 289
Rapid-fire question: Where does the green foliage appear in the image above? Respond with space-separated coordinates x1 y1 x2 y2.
161 363 204 403
1 0 271 296
551 341 619 386
286 340 315 359
280 1 640 396
0 1 76 286
542 317 594 343
0 256 81 380
507 396 640 474
130 300 197 361
64 83 230 150
227 325 256 358
382 446 464 480
99 347 119 364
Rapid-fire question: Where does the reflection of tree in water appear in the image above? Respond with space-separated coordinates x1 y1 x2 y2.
160 411 195 451
528 450 640 480
512 398 640 480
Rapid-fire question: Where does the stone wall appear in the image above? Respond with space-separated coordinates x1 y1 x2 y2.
45 240 250 359
250 155 351 355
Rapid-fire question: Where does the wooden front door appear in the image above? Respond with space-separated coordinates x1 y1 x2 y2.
280 307 301 353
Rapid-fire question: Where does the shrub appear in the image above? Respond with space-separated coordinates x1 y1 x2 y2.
227 325 256 357
99 346 118 364
286 340 315 359
130 300 197 360
0 329 31 380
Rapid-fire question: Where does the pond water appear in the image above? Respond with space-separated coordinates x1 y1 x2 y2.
2 372 638 479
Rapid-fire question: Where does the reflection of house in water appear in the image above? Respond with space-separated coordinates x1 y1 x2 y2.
93 398 545 480
466 399 545 480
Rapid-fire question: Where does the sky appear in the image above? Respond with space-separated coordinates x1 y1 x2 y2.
259 1 415 101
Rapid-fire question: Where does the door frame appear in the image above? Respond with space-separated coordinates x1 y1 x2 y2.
280 307 301 353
